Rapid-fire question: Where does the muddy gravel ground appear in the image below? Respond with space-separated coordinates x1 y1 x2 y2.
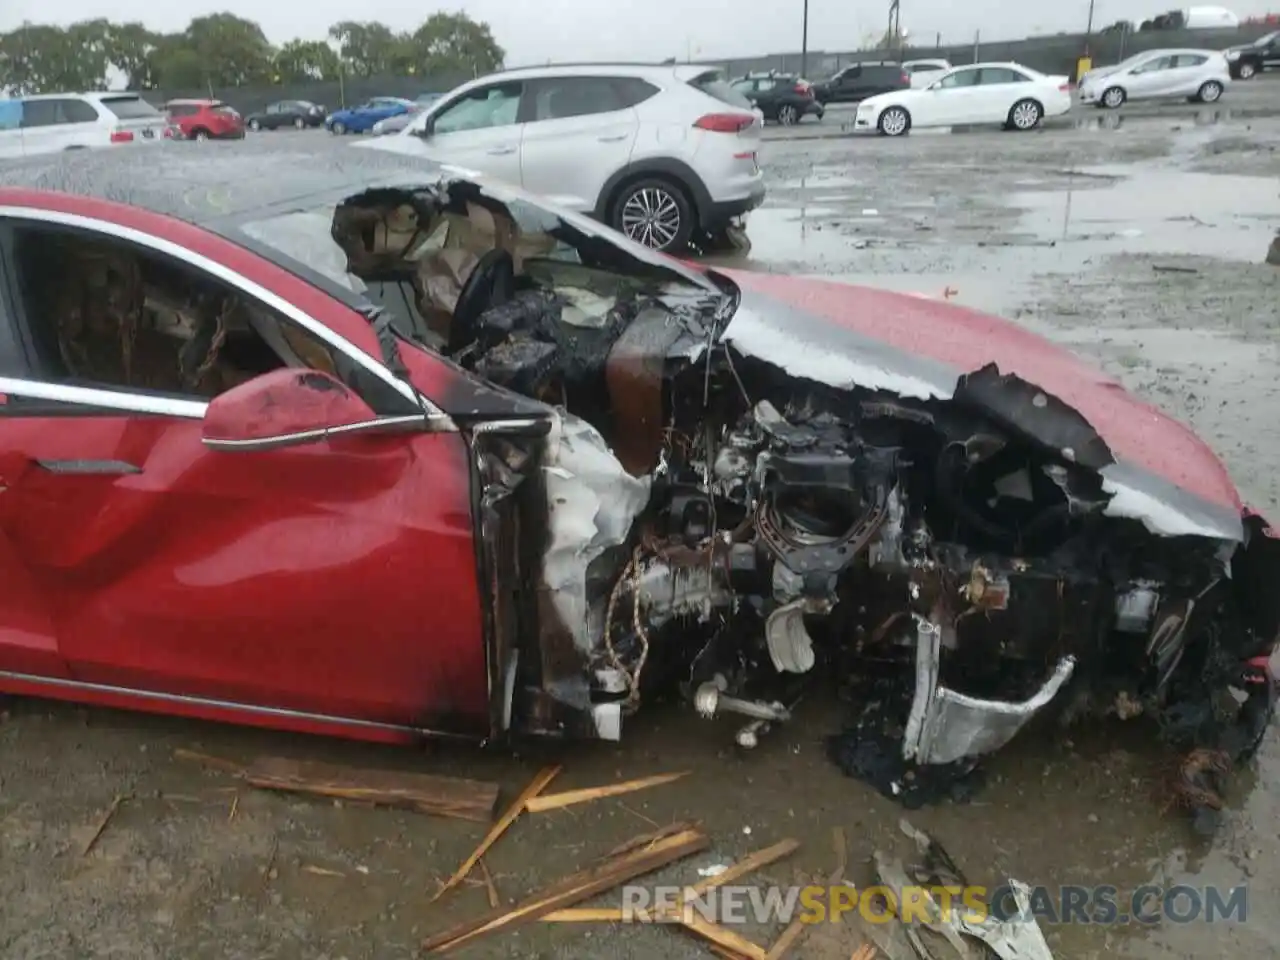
3 115 1280 960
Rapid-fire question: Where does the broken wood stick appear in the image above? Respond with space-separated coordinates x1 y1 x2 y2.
766 827 847 960
542 837 801 923
82 794 128 857
422 825 708 953
173 748 245 776
430 764 561 902
524 771 690 812
604 819 702 858
478 858 500 909
680 912 770 960
850 945 878 960
243 756 500 823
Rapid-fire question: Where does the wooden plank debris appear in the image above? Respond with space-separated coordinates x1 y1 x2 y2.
81 794 129 857
243 756 500 823
604 820 702 858
430 764 561 902
524 771 690 812
766 827 847 959
422 825 708 953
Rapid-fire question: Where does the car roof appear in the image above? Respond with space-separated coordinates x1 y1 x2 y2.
1128 47 1220 55
454 62 718 84
0 146 450 227
14 91 149 102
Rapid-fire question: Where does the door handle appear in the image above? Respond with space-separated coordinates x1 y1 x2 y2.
34 459 142 475
486 146 516 155
598 134 629 142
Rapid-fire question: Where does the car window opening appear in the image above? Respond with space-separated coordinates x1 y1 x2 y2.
11 226 380 405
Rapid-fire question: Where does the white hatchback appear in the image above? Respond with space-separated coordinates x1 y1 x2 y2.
855 62 1073 136
1077 49 1231 109
356 63 765 252
0 92 170 160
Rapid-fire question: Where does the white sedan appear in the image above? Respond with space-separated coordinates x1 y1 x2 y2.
1077 49 1230 109
854 62 1073 136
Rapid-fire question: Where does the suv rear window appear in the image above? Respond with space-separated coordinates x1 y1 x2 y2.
687 71 753 109
98 95 162 119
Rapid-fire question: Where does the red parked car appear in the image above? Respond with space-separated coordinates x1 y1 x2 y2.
0 149 1272 826
163 99 245 141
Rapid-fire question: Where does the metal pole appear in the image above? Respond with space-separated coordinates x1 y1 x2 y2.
1085 0 1096 55
801 0 809 78
973 29 980 63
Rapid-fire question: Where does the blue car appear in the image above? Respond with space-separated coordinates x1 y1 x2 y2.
325 97 414 135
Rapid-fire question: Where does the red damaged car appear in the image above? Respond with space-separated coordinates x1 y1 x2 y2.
0 148 1273 826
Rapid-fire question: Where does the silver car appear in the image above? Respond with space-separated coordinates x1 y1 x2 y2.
370 93 445 136
1077 48 1231 108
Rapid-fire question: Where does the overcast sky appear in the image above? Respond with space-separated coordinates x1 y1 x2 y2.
2 1 1275 64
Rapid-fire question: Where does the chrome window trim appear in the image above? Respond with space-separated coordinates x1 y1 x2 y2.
0 375 208 418
0 204 447 420
204 414 431 452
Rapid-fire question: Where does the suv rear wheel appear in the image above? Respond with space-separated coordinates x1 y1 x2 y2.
611 178 693 252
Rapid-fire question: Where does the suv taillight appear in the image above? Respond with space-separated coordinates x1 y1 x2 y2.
901 72 910 85
109 129 134 143
694 113 754 133
794 81 812 96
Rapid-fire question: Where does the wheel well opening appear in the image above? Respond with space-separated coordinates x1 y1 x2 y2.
605 172 699 223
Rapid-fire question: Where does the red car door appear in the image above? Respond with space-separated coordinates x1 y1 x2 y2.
0 207 491 740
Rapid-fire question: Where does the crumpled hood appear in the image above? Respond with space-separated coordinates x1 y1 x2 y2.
717 269 1244 541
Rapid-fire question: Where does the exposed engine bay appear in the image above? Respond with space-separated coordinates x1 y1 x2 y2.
303 179 1280 827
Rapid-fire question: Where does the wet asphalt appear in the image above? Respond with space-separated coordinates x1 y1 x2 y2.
1 87 1280 960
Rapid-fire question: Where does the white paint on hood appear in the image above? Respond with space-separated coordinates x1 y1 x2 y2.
541 410 652 653
721 307 954 401
1101 475 1240 541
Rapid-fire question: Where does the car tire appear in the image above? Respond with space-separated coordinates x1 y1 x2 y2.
1101 86 1126 109
1196 80 1224 103
294 117 305 129
610 177 694 253
877 106 911 136
331 121 347 135
778 104 799 126
1007 98 1044 132
192 129 210 142
1237 62 1256 80
248 119 260 131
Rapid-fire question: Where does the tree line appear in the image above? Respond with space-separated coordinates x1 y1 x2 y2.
0 13 505 95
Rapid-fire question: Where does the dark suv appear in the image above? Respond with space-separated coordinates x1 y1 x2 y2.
1224 30 1279 80
729 72 824 125
813 61 910 104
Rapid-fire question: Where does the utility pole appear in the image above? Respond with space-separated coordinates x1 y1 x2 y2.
801 0 809 78
887 0 900 55
1085 0 1096 54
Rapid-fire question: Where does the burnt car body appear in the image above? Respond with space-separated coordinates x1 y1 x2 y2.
0 147 1273 824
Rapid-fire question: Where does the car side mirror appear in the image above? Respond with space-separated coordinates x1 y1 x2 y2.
202 368 402 452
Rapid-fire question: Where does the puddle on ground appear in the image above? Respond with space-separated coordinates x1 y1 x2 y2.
716 206 886 265
774 172 861 190
1013 167 1280 261
1071 107 1236 132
